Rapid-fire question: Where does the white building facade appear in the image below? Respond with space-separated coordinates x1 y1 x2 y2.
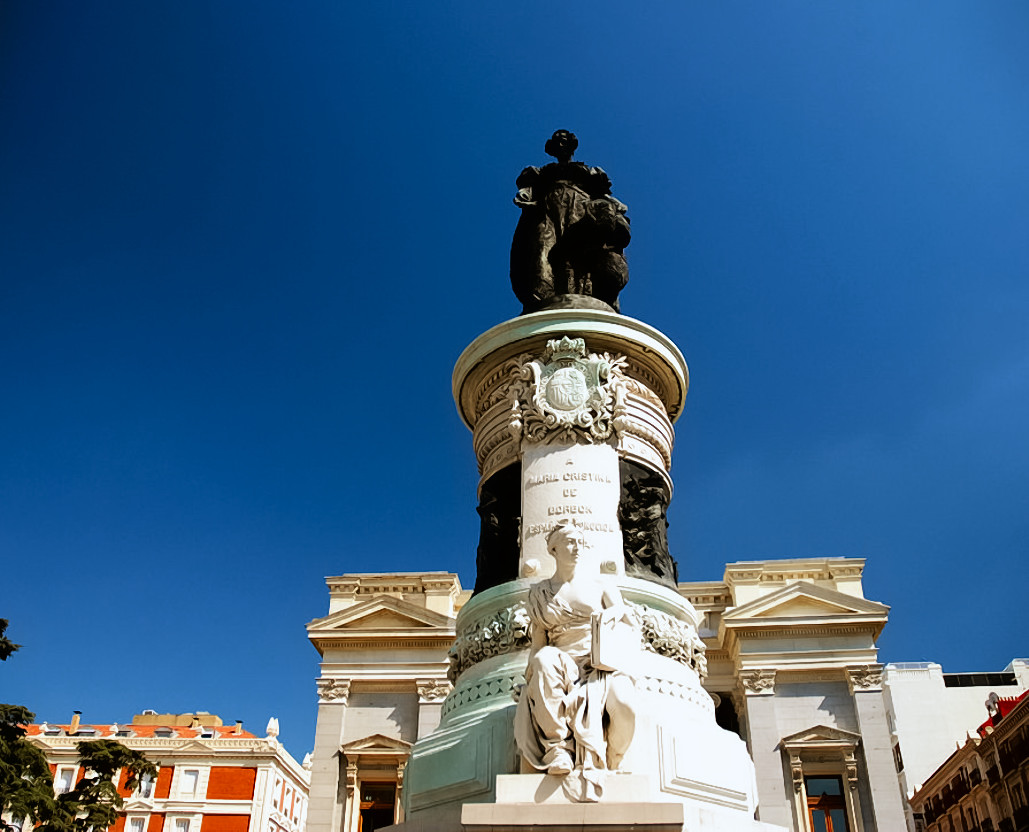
305 558 925 832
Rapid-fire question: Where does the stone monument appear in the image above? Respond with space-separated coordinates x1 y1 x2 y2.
389 134 786 831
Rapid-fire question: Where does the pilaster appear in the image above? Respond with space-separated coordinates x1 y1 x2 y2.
307 678 351 832
846 665 908 831
415 679 452 739
739 669 793 829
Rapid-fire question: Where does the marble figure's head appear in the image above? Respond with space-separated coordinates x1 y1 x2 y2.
545 130 578 163
547 520 586 565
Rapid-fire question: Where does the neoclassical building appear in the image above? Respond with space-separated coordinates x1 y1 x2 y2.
306 557 921 832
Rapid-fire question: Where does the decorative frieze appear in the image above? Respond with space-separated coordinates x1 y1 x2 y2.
441 671 523 718
739 668 777 695
448 602 532 683
447 597 707 683
632 602 707 679
317 678 351 704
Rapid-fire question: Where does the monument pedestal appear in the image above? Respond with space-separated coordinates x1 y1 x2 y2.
390 310 787 832
462 774 683 830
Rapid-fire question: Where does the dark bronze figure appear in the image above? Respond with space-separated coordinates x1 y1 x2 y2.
511 131 630 314
618 461 679 589
473 464 522 595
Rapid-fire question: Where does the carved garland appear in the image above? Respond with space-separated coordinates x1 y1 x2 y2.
447 599 707 682
447 603 532 683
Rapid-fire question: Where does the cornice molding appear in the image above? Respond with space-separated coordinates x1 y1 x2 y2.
312 638 456 651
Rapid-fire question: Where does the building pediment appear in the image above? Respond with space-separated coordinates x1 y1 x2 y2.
175 739 214 753
781 725 862 749
723 581 889 623
341 734 413 754
307 596 454 635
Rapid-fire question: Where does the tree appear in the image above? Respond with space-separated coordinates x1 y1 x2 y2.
36 741 157 832
0 623 157 832
0 620 21 662
0 705 55 831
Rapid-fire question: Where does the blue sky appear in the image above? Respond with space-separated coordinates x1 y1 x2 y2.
2 2 1027 760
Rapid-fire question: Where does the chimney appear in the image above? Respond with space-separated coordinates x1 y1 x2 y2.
233 720 243 735
69 711 81 734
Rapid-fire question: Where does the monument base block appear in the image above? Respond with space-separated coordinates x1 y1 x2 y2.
459 773 787 832
463 773 682 830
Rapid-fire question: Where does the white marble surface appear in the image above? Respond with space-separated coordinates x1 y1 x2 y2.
520 443 622 577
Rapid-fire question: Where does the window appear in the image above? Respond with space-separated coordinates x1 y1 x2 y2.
137 772 155 798
180 770 199 798
893 744 904 773
128 818 145 832
174 820 190 832
55 767 76 795
806 776 850 832
359 782 396 832
1012 783 1025 809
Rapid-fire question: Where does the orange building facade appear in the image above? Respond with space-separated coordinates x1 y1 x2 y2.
16 712 309 832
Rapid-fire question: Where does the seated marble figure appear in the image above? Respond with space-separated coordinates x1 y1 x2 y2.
514 521 638 793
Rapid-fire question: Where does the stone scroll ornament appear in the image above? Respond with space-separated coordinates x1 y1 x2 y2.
510 130 630 314
507 336 628 446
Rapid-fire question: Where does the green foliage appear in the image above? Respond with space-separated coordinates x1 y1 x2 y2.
0 619 21 661
1 623 157 832
35 741 158 832
0 705 54 832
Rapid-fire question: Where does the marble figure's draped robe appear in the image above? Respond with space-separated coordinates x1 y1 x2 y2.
514 580 625 799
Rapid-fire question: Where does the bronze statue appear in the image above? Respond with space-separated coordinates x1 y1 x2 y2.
511 131 630 314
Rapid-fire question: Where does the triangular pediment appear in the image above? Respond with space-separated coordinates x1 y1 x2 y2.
341 733 413 754
782 725 862 748
307 596 453 633
724 581 889 622
176 739 212 752
122 798 154 811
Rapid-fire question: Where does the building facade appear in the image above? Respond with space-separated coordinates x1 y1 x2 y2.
909 689 1029 832
17 712 310 832
306 558 920 832
305 574 463 832
883 660 1029 821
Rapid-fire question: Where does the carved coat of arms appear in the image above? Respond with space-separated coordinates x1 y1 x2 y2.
508 336 626 444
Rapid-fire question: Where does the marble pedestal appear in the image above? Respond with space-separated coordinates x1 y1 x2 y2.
391 580 788 832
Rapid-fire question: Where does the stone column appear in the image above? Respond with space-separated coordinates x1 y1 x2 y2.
453 311 687 594
415 679 452 740
509 337 625 576
307 679 350 832
739 669 793 829
847 665 908 831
